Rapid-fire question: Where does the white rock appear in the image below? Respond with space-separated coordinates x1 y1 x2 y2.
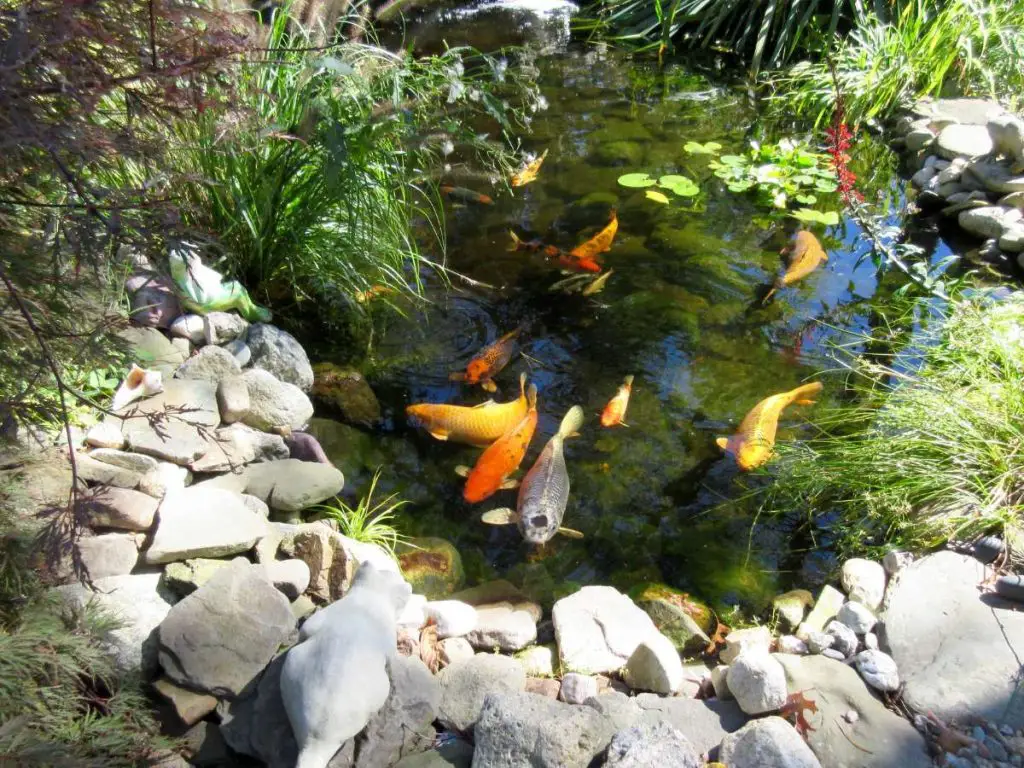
727 651 788 715
517 645 555 677
999 224 1024 253
959 205 1021 239
169 314 206 345
398 593 427 631
803 630 833 655
720 625 772 664
936 157 968 185
176 345 242 384
464 602 537 652
910 166 937 190
552 586 660 675
88 448 159 474
622 632 685 694
905 129 936 153
710 664 732 699
76 532 140 579
836 601 877 634
85 421 126 449
936 123 994 160
840 558 887 610
241 493 270 518
719 716 822 768
825 620 857 658
559 672 598 704
241 368 314 432
855 649 900 693
138 461 190 499
263 558 311 600
864 632 879 650
425 600 478 638
223 338 251 367
217 375 250 424
988 113 1024 167
777 635 808 655
802 585 845 632
882 550 913 575
439 637 475 667
203 311 248 346
143 486 266 564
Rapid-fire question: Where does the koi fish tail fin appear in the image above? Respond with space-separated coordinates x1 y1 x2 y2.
791 381 824 405
517 372 527 397
557 405 585 439
623 374 634 388
526 383 538 409
508 231 523 252
715 436 729 451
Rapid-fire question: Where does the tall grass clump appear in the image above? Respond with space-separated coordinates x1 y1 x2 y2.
315 468 410 557
179 8 536 310
765 0 1024 126
761 295 1024 556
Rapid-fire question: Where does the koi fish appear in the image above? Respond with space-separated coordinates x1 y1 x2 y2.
764 230 828 303
581 268 614 296
716 381 823 470
440 185 494 205
450 328 522 393
600 374 634 427
355 285 396 304
458 384 539 503
406 373 530 446
558 253 602 273
508 231 561 259
481 405 585 544
569 209 618 262
510 149 549 187
509 231 602 273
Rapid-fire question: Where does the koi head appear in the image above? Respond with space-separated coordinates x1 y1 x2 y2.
520 511 558 545
465 357 490 384
719 435 773 471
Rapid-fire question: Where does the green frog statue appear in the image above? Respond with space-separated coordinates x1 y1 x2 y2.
168 244 272 323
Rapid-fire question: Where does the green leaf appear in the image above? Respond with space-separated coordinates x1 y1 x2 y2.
795 193 817 204
793 152 818 167
792 174 815 186
617 173 658 188
646 190 671 204
667 179 700 197
718 154 747 166
683 141 723 155
791 208 840 226
658 174 692 186
727 180 754 192
814 179 838 193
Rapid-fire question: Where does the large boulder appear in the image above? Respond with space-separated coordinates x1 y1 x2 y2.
247 324 315 392
552 586 661 675
882 550 1024 728
719 717 821 768
310 363 382 426
603 721 701 768
471 691 618 768
158 559 294 697
54 572 174 677
241 368 314 432
244 458 345 513
935 123 994 160
437 654 526 734
775 653 930 768
627 583 714 656
144 486 266 564
398 538 465 599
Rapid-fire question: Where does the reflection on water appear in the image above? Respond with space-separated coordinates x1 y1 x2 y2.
315 47 934 616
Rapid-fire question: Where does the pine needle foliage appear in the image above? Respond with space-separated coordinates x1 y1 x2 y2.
761 295 1024 555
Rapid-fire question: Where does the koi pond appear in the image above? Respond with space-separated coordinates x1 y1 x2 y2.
308 10 970 618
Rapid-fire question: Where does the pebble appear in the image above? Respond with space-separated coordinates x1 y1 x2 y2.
972 535 1005 564
836 600 877 634
854 649 900 693
559 673 598 705
995 575 1024 603
776 635 808 655
822 649 847 661
825 620 857 657
805 630 834 654
864 632 879 650
843 710 859 724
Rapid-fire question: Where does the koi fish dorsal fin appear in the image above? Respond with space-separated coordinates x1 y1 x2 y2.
715 437 729 450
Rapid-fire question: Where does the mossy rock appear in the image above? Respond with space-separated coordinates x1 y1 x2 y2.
593 140 645 167
310 363 381 427
629 582 716 657
772 589 814 630
162 557 235 597
397 537 464 599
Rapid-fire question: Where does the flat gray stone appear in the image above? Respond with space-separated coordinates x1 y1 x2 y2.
965 161 1024 194
882 550 1024 728
144 486 266 564
776 653 930 768
719 716 821 768
83 486 158 530
54 572 174 676
162 557 235 597
241 368 314 432
247 323 314 392
87 448 158 474
169 314 206 345
138 461 190 499
176 345 242 384
218 375 250 424
913 97 1004 126
76 532 140 580
936 123 994 160
117 326 188 375
203 311 248 346
158 559 294 697
153 676 219 727
437 654 526 734
76 452 143 488
85 420 126 449
727 651 788 715
116 378 219 426
464 602 537 652
958 205 1021 239
634 694 748 756
244 458 344 513
604 721 701 767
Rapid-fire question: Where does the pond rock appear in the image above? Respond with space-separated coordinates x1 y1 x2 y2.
241 368 314 432
593 140 644 167
988 114 1024 168
424 601 477 639
85 420 126 449
835 600 877 634
910 165 937 189
464 601 538 652
223 338 251 367
604 721 701 768
905 128 935 153
633 694 748 756
398 537 465 599
720 625 772 664
627 582 713 656
311 363 382 427
964 160 1024 194
776 653 930 768
176 344 242 384
139 461 190 499
772 589 814 630
202 311 248 346
958 205 1022 239
169 314 206 345
118 326 189 375
82 486 158 531
244 458 344 514
88 448 159 474
800 585 845 634
436 654 526 734
246 323 314 392
777 635 808 655
621 631 685 694
263 558 311 600
55 572 174 677
75 452 143 488
726 651 787 716
159 559 294 698
840 558 886 611
75 532 140 580
163 557 235 597
143 486 265 564
719 716 821 768
1000 224 1024 253
936 123 994 160
217 375 250 424
439 637 475 668
284 431 331 465
558 672 596 705
153 676 219 728
854 649 900 693
824 620 857 658
995 574 1024 602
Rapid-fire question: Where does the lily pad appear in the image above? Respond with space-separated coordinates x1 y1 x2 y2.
617 173 658 188
795 193 818 204
645 190 671 204
792 208 840 226
667 179 700 197
717 154 746 166
658 174 693 187
683 141 722 155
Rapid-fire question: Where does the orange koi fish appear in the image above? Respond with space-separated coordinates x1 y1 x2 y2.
569 210 618 262
459 385 539 503
510 149 549 187
558 253 602 273
510 232 600 273
450 328 522 393
406 373 530 446
600 374 634 427
508 231 561 259
440 185 494 205
764 230 829 303
355 285 396 304
716 381 823 470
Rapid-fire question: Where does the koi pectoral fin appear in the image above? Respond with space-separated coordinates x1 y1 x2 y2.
499 477 519 490
715 437 729 451
449 372 467 382
481 379 497 393
454 465 472 478
794 399 817 406
558 527 584 539
481 508 519 526
428 430 450 441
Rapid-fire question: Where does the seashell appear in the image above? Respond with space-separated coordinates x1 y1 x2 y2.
111 364 164 411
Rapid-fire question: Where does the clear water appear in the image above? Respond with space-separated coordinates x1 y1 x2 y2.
310 40 964 616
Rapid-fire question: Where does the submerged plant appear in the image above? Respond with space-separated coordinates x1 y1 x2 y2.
315 468 410 557
761 296 1024 555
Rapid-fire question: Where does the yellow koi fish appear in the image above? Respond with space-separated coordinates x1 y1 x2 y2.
764 230 829 303
406 373 530 446
716 382 823 470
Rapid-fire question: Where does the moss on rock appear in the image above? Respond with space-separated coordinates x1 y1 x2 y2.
628 582 716 656
398 537 464 599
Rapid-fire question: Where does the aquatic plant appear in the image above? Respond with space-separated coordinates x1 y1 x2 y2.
761 296 1024 555
316 468 410 558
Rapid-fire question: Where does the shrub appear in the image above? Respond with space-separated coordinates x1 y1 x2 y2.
315 468 410 557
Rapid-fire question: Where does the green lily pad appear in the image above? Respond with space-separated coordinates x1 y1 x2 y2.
791 208 840 226
646 190 671 204
667 179 700 197
617 173 658 188
814 179 838 193
795 193 818 204
683 141 722 155
717 154 746 166
659 174 693 187
727 180 754 192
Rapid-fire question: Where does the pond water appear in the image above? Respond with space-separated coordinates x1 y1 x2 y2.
311 10 965 617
